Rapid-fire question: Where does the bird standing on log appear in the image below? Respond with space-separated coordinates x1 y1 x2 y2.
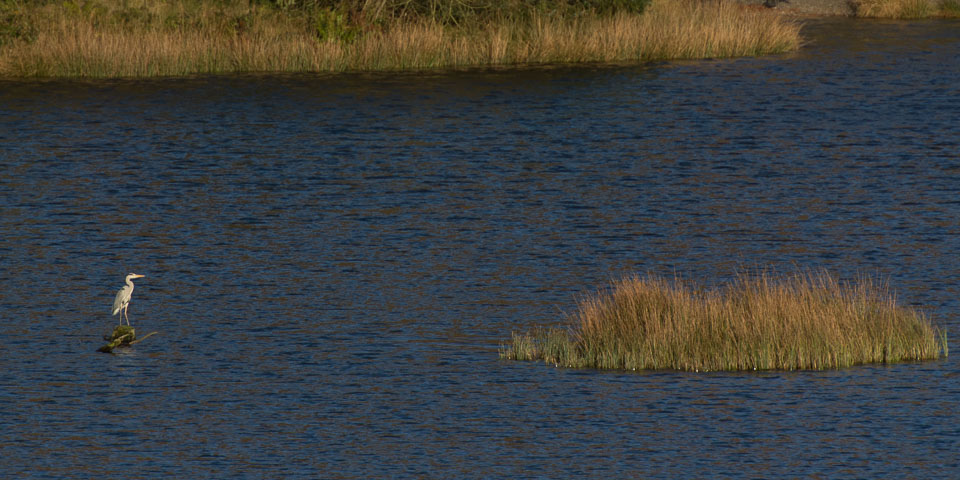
112 273 145 326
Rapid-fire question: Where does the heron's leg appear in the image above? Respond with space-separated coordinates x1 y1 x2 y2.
124 305 130 325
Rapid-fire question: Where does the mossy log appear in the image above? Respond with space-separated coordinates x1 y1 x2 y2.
97 325 156 353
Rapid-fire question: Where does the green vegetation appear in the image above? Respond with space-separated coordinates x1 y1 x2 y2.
942 0 960 16
850 0 960 18
98 325 137 353
97 324 157 353
502 270 947 371
0 0 801 77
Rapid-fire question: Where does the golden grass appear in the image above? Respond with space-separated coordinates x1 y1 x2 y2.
501 270 948 371
0 0 801 77
851 0 960 18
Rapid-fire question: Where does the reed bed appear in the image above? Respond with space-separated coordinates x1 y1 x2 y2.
502 270 948 371
0 0 801 77
850 0 960 18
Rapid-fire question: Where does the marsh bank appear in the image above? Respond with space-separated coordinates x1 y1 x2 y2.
736 0 853 16
0 0 801 77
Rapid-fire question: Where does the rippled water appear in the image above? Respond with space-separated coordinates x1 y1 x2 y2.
2 18 959 478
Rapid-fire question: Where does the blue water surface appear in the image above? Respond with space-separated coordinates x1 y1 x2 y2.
1 18 959 478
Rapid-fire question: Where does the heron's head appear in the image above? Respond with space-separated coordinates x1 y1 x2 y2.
126 273 146 280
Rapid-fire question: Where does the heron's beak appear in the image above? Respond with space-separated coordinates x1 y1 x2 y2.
133 274 146 279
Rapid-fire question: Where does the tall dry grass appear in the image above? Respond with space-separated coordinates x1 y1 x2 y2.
0 0 801 77
502 270 947 371
851 0 960 18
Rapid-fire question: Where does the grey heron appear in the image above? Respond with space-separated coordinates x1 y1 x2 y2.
112 273 145 325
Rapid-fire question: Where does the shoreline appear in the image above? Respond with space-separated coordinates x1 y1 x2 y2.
0 0 802 78
740 0 960 17
733 0 854 17
2 0 956 78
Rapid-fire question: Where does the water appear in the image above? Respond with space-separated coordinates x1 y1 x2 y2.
1 18 959 478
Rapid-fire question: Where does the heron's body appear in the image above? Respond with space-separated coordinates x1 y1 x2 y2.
112 273 145 325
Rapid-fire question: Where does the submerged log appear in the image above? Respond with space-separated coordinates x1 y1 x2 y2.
97 325 156 353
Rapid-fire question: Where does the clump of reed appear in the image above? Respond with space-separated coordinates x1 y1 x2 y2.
850 0 960 18
0 0 801 77
942 0 960 16
502 270 948 371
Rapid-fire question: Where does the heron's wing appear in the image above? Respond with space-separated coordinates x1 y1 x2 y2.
112 287 129 315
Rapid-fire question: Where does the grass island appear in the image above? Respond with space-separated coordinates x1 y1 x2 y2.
502 270 947 371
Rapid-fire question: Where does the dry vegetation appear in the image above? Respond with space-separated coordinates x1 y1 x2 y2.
850 0 960 18
0 0 802 77
502 270 947 371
